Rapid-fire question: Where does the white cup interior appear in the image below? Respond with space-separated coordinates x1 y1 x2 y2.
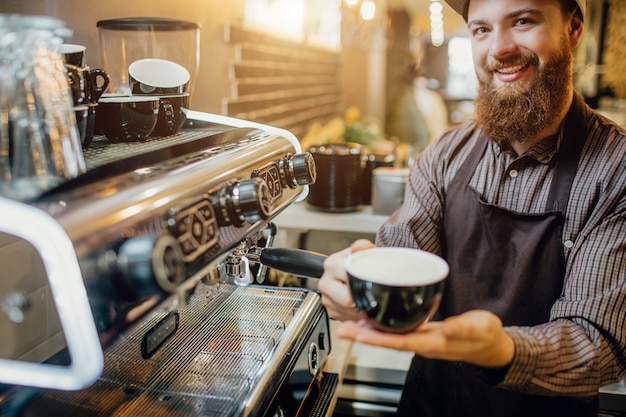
59 43 86 54
99 96 160 104
128 59 191 89
346 247 449 287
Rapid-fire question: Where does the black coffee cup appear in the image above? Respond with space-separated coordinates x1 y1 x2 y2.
59 43 86 67
152 93 190 136
346 247 449 333
66 65 110 106
96 96 159 143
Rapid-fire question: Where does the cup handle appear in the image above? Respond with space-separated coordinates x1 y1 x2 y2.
88 68 110 102
159 100 177 135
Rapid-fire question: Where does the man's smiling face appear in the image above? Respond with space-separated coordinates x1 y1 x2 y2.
467 0 582 146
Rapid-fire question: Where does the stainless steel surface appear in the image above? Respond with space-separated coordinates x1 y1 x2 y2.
334 344 412 417
19 282 330 417
36 125 302 261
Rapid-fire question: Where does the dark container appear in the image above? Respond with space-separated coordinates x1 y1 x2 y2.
307 143 363 212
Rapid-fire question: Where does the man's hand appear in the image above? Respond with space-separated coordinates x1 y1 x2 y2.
317 239 375 322
336 309 515 368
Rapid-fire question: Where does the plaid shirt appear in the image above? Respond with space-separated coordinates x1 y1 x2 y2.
377 97 626 397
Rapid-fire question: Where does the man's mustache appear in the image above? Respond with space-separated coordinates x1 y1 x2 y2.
484 53 540 73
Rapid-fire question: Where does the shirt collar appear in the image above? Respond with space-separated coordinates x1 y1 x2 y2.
491 126 563 164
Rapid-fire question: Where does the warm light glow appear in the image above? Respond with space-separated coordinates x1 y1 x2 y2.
244 0 305 40
429 0 445 47
360 0 376 21
431 20 444 30
429 2 443 13
345 0 359 8
431 32 445 46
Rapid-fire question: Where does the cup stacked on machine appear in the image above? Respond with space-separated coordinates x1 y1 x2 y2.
129 58 190 137
96 58 190 142
59 43 110 149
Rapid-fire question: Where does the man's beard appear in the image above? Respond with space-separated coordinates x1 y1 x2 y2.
474 39 572 146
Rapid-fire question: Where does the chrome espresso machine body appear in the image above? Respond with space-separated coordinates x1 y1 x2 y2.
0 112 336 417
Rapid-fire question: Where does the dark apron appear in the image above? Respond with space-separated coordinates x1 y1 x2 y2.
397 95 598 417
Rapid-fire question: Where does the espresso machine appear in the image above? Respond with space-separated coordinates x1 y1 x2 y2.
0 14 337 417
0 103 339 417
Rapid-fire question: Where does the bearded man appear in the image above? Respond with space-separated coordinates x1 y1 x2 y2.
317 0 626 416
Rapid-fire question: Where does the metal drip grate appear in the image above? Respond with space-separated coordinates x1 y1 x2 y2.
82 132 219 170
81 125 264 172
24 283 314 417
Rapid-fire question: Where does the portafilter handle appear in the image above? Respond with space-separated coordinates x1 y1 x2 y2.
258 247 327 279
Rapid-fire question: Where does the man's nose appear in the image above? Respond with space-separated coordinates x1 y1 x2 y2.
489 29 518 58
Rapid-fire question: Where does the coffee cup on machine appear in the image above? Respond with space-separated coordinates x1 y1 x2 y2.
96 96 159 143
66 65 110 106
152 93 190 136
59 43 87 67
74 103 98 149
128 58 190 95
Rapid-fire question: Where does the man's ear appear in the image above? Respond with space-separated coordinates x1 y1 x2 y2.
569 14 584 48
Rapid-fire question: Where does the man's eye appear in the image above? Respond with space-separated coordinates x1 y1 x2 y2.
473 27 488 35
516 18 533 26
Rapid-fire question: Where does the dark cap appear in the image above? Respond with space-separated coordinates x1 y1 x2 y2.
443 0 585 21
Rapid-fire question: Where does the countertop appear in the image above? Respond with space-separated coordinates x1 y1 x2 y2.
273 201 389 235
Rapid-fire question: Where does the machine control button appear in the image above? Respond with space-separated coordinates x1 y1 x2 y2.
211 178 272 227
152 234 186 292
117 235 186 298
291 152 317 185
318 332 326 350
238 178 272 222
279 152 317 188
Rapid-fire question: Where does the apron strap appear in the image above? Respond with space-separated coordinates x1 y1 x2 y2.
546 94 589 211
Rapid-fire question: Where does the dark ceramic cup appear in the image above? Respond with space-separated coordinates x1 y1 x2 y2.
66 65 110 106
96 96 159 143
345 247 448 333
74 103 97 149
59 43 86 67
151 93 190 136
